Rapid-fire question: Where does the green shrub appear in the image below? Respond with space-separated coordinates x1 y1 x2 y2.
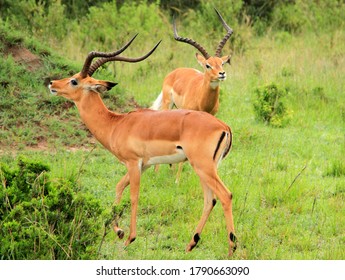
253 83 292 127
0 156 103 259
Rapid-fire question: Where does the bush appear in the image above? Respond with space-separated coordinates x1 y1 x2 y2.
253 83 292 127
0 156 103 259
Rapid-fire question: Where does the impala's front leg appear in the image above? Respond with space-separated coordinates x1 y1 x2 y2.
115 172 130 204
124 162 141 246
113 172 130 240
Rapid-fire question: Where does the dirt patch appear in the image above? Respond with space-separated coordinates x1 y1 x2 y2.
5 45 43 71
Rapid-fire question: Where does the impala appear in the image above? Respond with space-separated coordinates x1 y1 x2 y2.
151 8 233 115
49 35 237 256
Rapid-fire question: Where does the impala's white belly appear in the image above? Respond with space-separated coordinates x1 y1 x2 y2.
147 150 186 166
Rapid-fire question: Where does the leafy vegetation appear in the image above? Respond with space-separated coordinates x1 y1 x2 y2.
0 0 344 260
0 156 103 259
253 83 292 127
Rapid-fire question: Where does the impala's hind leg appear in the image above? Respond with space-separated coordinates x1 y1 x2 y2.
193 166 236 256
186 182 216 251
113 172 130 239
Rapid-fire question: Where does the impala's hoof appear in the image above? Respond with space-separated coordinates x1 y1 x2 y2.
125 237 136 246
116 229 125 239
113 223 125 240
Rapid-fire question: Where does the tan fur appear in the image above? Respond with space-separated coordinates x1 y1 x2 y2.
155 54 230 115
49 72 236 255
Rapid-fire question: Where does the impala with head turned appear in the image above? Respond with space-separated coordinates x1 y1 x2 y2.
151 8 233 115
49 35 237 256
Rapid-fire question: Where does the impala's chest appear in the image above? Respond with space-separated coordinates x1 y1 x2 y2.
180 90 219 114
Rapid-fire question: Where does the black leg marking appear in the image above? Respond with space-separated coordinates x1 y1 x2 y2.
190 233 201 250
194 233 200 243
212 198 217 207
229 232 237 243
230 232 237 252
130 237 136 244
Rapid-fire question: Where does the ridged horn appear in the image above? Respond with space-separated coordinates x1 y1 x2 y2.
214 8 233 57
173 17 210 59
88 40 162 77
80 34 139 78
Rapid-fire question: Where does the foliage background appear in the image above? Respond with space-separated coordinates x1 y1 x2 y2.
0 0 344 259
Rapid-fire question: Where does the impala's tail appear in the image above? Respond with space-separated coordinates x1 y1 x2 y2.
151 92 163 110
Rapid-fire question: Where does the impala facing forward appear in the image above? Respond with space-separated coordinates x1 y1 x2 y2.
151 8 233 115
49 35 237 256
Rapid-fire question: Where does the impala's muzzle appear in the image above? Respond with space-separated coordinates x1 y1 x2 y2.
218 72 227 81
48 82 58 95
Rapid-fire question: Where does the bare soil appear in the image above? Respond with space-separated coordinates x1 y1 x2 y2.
4 45 43 71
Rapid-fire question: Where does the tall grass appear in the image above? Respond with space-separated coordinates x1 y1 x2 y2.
0 1 344 259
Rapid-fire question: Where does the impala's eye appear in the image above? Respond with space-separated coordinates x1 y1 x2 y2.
70 79 78 86
206 64 212 69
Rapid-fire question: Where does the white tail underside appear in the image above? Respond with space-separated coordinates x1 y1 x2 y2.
150 92 163 110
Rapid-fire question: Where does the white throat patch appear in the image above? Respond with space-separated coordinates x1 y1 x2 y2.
210 81 220 89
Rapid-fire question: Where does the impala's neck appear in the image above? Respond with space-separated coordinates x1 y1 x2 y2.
198 77 220 113
75 92 121 150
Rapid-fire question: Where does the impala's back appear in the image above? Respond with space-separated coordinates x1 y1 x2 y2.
110 109 232 169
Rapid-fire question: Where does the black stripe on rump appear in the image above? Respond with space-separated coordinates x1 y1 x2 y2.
213 131 226 160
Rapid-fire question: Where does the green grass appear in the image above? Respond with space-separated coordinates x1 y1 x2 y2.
1 11 344 259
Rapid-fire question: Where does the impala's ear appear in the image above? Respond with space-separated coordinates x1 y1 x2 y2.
105 81 118 90
222 55 231 65
91 81 117 94
196 53 206 67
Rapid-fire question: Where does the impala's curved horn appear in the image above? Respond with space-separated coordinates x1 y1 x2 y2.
173 17 210 59
88 40 162 76
80 34 139 78
214 8 233 57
